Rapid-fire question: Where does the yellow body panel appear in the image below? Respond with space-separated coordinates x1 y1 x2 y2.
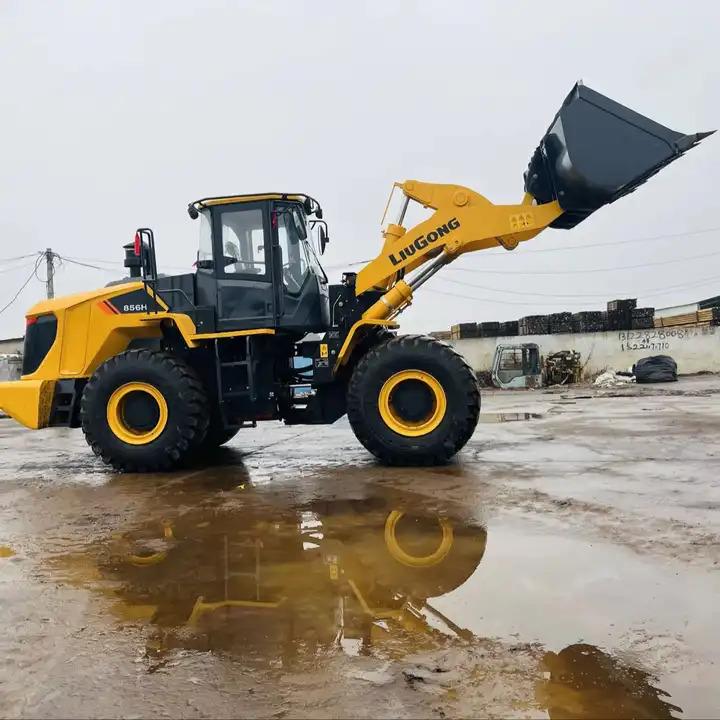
334 319 398 370
0 379 55 429
22 282 163 382
190 328 275 340
20 281 278 384
0 278 280 429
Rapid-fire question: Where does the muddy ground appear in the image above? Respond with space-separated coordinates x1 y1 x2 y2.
1 375 719 719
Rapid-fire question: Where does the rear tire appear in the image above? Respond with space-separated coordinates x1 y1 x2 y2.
346 335 480 465
81 349 209 472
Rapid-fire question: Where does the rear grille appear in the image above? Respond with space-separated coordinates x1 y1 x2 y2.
22 314 57 375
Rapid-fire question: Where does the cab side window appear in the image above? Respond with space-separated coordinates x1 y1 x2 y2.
220 208 266 277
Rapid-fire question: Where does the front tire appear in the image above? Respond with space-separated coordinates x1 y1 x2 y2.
81 349 209 472
346 335 480 465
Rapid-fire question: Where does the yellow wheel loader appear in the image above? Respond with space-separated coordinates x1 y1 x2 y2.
0 84 712 471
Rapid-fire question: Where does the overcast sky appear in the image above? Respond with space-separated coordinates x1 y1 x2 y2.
0 0 717 339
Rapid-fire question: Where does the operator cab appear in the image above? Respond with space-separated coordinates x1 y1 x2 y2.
189 193 330 335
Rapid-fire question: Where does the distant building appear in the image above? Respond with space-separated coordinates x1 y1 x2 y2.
654 302 699 319
655 294 720 319
698 294 720 310
0 337 23 355
0 338 23 384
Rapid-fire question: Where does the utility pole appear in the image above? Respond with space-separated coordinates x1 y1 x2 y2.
45 248 55 299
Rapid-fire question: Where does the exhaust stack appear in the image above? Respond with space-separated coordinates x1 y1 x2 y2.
525 83 714 229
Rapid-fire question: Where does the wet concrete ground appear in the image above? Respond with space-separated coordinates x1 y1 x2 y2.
1 375 719 718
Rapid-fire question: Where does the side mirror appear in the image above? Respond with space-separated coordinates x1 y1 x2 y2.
318 225 329 255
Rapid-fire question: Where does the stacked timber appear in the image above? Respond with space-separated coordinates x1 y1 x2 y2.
572 311 606 333
607 298 636 331
519 315 549 335
548 312 574 334
498 320 519 336
655 307 720 328
479 321 500 337
631 307 655 329
430 330 452 340
450 323 478 339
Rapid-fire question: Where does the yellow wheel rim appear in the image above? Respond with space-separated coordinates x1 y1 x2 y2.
378 369 447 437
384 511 454 567
106 382 168 445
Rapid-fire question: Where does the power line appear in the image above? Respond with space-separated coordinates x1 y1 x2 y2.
426 287 591 307
324 226 720 270
324 259 372 270
64 255 128 267
446 247 720 276
59 256 125 274
62 257 113 271
426 275 720 307
478 225 720 257
0 260 37 276
0 253 40 264
64 255 190 272
0 257 43 316
438 273 720 299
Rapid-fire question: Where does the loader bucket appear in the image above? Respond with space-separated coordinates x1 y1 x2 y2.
525 83 714 229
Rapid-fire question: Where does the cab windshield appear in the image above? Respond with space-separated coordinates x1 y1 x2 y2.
276 205 312 294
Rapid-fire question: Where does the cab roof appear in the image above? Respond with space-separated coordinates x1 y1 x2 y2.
189 192 312 210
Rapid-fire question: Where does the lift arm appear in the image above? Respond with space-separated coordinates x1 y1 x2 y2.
354 81 714 325
355 180 563 321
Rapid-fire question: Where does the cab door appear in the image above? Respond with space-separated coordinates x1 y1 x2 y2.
213 202 276 331
272 204 329 333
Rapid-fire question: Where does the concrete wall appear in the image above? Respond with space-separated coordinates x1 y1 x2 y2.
450 324 720 377
0 354 22 381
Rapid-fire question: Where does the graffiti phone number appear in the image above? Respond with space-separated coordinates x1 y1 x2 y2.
618 326 715 351
620 341 670 352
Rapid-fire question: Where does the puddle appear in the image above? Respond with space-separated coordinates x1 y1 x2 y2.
56 489 489 660
45 471 720 718
479 412 542 423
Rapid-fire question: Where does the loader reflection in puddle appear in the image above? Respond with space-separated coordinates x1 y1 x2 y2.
65 470 681 717
90 486 486 660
